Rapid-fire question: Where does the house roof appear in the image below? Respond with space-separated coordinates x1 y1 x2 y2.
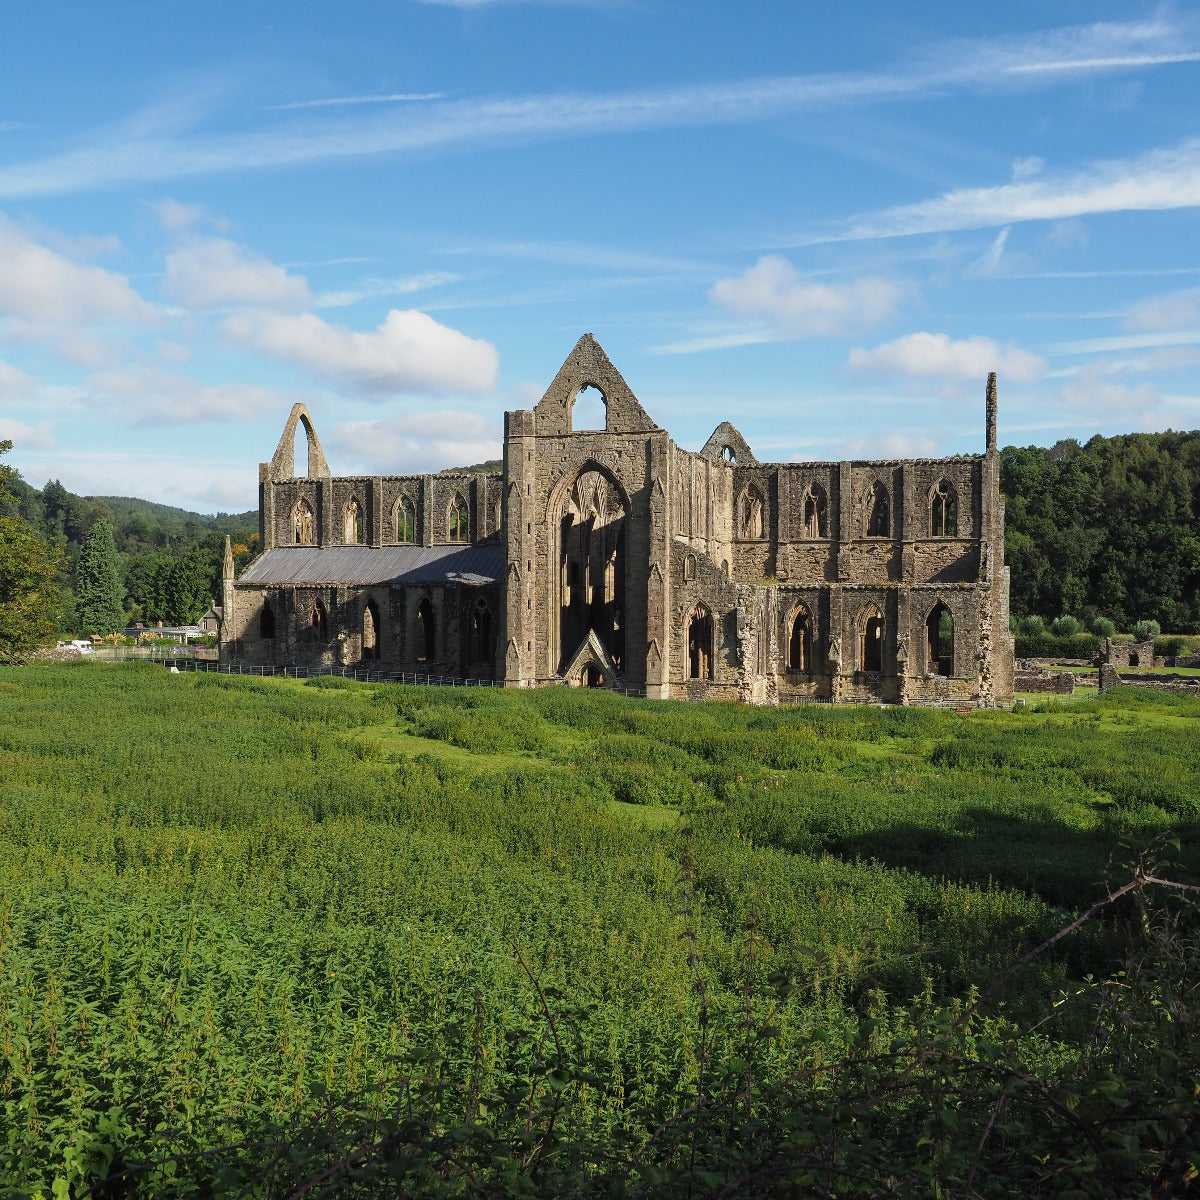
238 544 504 588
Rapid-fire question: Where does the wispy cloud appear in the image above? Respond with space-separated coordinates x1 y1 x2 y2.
1 17 1195 198
817 138 1200 244
648 330 772 356
267 93 445 112
315 271 462 309
1049 330 1200 355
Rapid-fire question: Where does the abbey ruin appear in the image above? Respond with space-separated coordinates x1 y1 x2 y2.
220 334 1015 705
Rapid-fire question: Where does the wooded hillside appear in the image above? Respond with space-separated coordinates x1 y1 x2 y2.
1001 430 1200 632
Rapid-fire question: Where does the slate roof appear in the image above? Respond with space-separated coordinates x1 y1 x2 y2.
238 544 504 587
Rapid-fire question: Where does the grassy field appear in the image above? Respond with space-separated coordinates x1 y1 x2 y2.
2 664 1199 1197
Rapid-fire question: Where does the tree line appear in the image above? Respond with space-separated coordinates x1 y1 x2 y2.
0 447 257 642
1002 429 1200 633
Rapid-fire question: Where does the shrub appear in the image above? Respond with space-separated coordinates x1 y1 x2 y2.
1017 614 1046 636
1089 616 1116 638
1050 615 1081 637
1133 618 1161 642
1014 632 1099 659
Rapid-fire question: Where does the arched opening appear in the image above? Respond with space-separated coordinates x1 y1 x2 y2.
803 485 828 538
310 600 329 642
866 482 889 538
362 598 380 660
448 494 469 544
415 599 434 663
1129 652 1140 667
684 554 696 582
860 606 884 673
571 383 607 432
293 499 315 546
722 445 736 464
583 663 605 688
931 480 958 537
259 601 276 639
344 498 364 544
555 466 628 675
788 605 813 673
687 604 714 681
471 599 492 667
926 602 953 677
737 485 764 539
293 430 305 479
394 495 416 543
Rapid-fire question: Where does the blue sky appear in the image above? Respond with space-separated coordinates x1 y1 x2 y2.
2 1 1199 512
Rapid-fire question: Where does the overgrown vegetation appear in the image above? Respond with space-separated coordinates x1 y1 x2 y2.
1 666 1199 1195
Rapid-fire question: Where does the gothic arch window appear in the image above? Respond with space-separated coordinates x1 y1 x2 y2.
362 598 380 660
471 599 492 665
787 605 813 673
394 495 416 544
931 480 958 537
687 604 714 681
737 484 764 540
343 497 364 544
448 494 469 544
866 481 890 538
926 602 953 677
259 601 276 639
684 554 697 582
858 605 884 673
571 383 607 432
310 599 329 642
293 499 315 545
415 599 434 663
802 484 828 539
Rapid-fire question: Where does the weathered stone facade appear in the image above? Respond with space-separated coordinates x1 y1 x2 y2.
221 335 1014 705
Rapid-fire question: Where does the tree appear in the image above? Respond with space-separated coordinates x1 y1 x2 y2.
75 518 126 635
0 441 61 661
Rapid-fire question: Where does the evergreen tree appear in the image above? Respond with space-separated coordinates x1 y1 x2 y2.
0 441 61 661
75 518 126 634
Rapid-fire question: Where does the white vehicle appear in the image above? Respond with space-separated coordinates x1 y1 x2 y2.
68 640 94 654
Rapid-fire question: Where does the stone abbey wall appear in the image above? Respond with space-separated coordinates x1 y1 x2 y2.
222 334 1014 706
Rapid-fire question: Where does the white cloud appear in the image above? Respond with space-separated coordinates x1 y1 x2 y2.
1012 156 1043 181
222 308 499 394
1 18 1195 198
1060 365 1160 417
148 198 230 233
710 256 903 338
0 417 56 450
85 365 291 425
163 237 312 312
1123 289 1200 332
326 412 502 474
0 357 35 396
830 138 1200 243
837 432 941 459
0 215 155 325
848 332 1047 383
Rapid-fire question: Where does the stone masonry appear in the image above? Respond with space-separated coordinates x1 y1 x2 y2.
221 335 1015 706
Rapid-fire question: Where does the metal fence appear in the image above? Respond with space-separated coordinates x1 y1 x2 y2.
154 656 645 696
